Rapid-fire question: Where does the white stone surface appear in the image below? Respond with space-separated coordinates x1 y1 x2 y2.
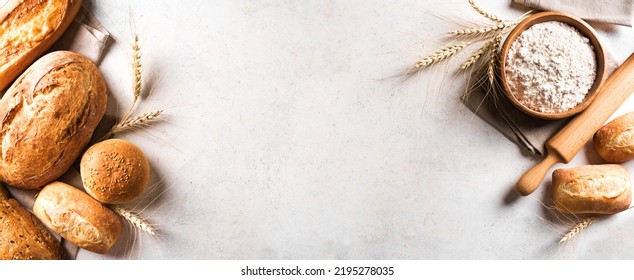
76 0 634 259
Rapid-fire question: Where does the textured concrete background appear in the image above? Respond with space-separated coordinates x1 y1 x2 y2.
77 0 634 259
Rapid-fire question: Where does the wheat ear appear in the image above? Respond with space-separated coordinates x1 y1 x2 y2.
486 34 501 86
111 110 163 135
449 21 515 37
460 39 495 70
468 0 503 22
415 42 468 69
132 33 142 104
112 205 157 236
560 217 598 243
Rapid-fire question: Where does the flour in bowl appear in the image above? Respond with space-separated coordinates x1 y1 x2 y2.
505 21 597 114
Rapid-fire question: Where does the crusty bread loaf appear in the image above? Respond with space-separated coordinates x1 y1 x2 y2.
81 139 150 204
33 181 122 254
0 0 82 90
594 112 634 163
552 164 632 214
0 183 8 200
0 51 107 189
0 184 62 260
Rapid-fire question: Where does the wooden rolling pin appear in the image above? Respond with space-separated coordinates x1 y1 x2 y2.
516 53 634 196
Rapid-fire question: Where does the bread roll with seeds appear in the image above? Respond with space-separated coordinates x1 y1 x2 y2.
594 112 634 163
552 164 632 214
33 181 122 254
0 184 61 260
80 139 150 204
0 51 107 189
0 0 82 90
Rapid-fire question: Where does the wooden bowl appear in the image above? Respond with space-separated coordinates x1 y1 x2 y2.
499 12 607 120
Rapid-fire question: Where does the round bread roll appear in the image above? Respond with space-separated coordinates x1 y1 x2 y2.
594 112 634 163
552 164 632 214
1 184 61 260
80 139 150 204
33 181 122 254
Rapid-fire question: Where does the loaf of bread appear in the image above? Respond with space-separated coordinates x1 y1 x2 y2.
594 112 634 163
0 184 62 260
0 51 107 189
81 139 150 204
552 164 632 214
33 181 122 254
0 0 82 90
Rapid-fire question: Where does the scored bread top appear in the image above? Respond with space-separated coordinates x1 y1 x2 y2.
0 51 107 189
555 165 629 199
552 164 632 214
594 112 634 163
33 181 122 254
0 0 82 90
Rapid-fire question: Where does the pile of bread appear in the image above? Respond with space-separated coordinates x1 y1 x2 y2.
553 113 634 215
0 0 150 259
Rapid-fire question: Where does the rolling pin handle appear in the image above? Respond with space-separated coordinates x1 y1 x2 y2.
515 153 561 196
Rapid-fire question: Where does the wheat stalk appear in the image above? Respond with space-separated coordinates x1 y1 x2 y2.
111 110 163 135
460 40 495 70
449 21 515 37
468 0 504 22
415 42 468 69
112 205 157 236
486 34 501 87
560 217 598 243
132 33 142 104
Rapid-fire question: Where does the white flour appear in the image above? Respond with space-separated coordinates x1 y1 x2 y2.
505 21 597 114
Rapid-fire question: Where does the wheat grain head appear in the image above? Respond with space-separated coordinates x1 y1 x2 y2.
112 205 158 236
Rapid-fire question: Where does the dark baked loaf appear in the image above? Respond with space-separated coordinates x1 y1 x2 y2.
0 184 62 260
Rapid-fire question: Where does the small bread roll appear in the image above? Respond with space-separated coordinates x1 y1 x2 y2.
594 112 634 163
552 164 632 214
1 184 61 260
80 139 150 204
33 181 122 254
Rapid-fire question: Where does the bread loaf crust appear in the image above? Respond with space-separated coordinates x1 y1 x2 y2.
33 181 122 254
0 0 82 91
81 139 150 204
0 51 107 189
594 112 634 163
0 184 62 260
552 164 632 214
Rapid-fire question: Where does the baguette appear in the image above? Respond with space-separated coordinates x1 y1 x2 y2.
552 164 632 214
0 51 107 189
33 181 122 254
0 0 82 90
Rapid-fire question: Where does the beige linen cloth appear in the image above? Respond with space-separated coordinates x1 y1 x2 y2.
6 5 111 260
515 0 634 26
463 1 629 155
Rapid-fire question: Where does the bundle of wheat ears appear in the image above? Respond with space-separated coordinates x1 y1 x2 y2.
409 0 531 102
408 1 619 244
